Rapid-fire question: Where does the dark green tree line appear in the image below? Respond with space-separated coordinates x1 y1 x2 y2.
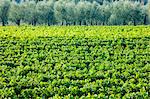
0 0 149 26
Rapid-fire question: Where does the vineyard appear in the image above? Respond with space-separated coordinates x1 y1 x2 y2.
0 26 150 98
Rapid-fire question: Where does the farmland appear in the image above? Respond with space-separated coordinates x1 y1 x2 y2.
0 26 150 98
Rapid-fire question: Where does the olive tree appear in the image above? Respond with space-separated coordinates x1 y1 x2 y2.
76 1 93 25
64 1 77 25
146 1 150 24
54 0 68 25
0 0 10 26
108 1 146 25
130 2 146 25
23 1 39 25
36 0 55 25
90 1 103 25
108 1 127 25
9 1 25 25
100 2 112 25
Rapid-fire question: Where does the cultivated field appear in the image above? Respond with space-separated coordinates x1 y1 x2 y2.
0 26 150 98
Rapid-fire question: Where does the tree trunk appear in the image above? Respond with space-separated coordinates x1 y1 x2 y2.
96 21 98 25
32 20 36 26
48 20 51 26
91 21 93 25
2 20 5 26
144 15 147 25
83 21 86 25
123 20 126 25
16 20 20 26
48 22 50 26
79 21 82 25
133 19 136 26
102 22 104 25
73 22 76 25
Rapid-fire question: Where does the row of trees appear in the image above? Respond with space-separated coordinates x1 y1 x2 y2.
12 0 148 5
0 0 149 26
